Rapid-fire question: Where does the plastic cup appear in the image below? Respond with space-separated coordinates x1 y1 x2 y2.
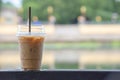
17 25 45 71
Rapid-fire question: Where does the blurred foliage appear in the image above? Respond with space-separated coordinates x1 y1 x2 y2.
41 63 120 69
0 0 2 11
2 2 16 9
55 62 78 69
1 41 120 50
21 0 120 24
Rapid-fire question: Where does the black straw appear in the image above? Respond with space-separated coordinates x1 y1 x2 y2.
29 7 31 33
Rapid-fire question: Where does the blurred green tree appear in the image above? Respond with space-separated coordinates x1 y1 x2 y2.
0 0 2 12
22 0 120 24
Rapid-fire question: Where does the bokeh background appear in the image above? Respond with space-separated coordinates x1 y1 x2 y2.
0 0 120 70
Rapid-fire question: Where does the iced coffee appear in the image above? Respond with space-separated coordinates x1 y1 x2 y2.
17 26 45 71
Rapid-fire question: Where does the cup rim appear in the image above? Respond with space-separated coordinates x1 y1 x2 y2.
16 25 46 36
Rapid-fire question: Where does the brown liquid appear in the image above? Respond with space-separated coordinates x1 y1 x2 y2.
18 36 44 70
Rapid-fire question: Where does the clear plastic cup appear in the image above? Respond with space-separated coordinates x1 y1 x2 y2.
17 25 45 71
